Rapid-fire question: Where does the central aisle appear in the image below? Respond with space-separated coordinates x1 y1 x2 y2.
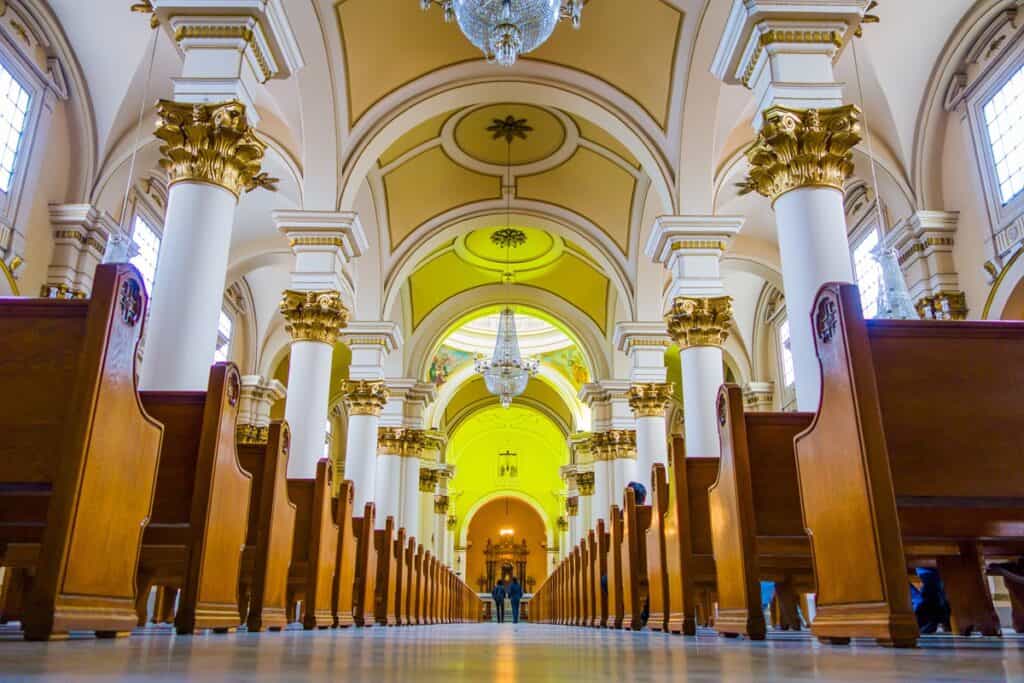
0 624 1021 681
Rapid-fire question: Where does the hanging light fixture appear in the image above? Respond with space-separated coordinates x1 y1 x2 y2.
420 0 583 67
474 116 539 408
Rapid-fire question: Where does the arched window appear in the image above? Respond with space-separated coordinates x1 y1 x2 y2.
129 215 161 296
0 65 31 195
851 227 883 319
983 63 1024 206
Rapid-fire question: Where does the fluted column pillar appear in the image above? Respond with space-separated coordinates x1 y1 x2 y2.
712 1 869 409
141 2 301 390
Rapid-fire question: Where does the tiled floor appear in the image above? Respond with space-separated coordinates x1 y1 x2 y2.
0 624 1022 681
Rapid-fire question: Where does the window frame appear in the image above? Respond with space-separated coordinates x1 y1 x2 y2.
849 225 884 319
125 187 165 295
967 37 1024 252
766 302 796 411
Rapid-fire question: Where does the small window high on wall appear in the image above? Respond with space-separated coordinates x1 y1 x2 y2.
778 319 795 389
0 65 30 194
213 311 232 363
130 216 161 296
852 228 883 319
984 63 1024 205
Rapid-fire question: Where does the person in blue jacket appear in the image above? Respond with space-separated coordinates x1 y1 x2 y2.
508 576 525 623
492 579 507 623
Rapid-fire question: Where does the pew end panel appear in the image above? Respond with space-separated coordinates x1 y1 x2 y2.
0 265 163 640
353 504 378 627
793 284 919 647
646 463 671 633
607 506 624 629
374 517 397 626
620 488 652 631
238 421 296 633
332 480 358 628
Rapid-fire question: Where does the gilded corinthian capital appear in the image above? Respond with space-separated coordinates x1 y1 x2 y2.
280 290 350 344
341 380 389 417
627 383 674 418
154 100 277 199
666 296 733 348
739 105 862 203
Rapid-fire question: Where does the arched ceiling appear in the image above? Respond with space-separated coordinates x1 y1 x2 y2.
334 0 685 130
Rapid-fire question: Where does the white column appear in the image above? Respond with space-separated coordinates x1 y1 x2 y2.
616 324 673 482
141 182 237 390
237 375 286 443
141 2 302 390
341 323 402 512
591 459 610 526
374 449 403 527
277 213 366 478
648 216 743 458
712 1 869 410
401 456 422 536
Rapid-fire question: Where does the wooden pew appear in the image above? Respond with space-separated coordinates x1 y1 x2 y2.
0 264 163 640
569 547 579 625
137 362 251 635
644 440 719 636
411 543 424 625
402 537 417 625
592 521 610 627
286 458 337 630
710 385 815 640
331 480 358 628
794 283 1024 647
237 421 296 632
619 487 652 631
607 505 625 629
353 504 378 627
374 517 398 626
392 528 407 626
425 553 436 624
579 538 591 627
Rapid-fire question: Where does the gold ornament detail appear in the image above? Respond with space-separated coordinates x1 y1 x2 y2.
666 296 733 348
627 383 674 418
236 423 268 445
419 468 439 493
576 471 595 496
40 283 86 300
557 516 569 532
916 291 968 321
739 105 862 203
446 514 457 531
280 290 350 345
591 430 637 461
434 494 450 515
154 100 278 199
130 1 160 29
378 427 426 458
566 496 579 517
341 380 389 417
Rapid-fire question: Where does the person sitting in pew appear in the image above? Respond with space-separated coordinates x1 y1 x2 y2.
911 568 951 635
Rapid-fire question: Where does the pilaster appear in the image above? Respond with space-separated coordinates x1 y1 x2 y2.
43 205 119 298
237 374 286 444
884 211 966 319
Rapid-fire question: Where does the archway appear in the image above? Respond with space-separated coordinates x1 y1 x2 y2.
464 496 549 595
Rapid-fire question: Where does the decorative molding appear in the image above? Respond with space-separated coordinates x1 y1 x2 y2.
434 494 450 515
419 467 440 493
576 471 595 496
378 426 426 458
666 296 733 348
627 382 674 418
916 291 969 321
341 379 389 417
279 289 350 344
740 105 862 203
236 423 268 445
154 100 275 198
590 429 637 461
741 29 845 88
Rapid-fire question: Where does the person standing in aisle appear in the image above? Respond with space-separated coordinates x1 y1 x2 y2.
492 579 507 623
508 577 524 624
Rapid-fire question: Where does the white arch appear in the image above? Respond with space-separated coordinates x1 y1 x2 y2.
382 204 635 324
457 489 554 549
338 80 676 215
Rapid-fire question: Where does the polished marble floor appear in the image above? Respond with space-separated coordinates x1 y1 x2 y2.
0 623 1022 682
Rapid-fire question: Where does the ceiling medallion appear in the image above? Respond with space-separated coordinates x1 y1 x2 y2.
487 115 533 143
420 0 583 67
491 228 527 249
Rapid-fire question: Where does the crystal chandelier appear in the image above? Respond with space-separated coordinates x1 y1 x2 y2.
420 0 583 67
474 116 539 408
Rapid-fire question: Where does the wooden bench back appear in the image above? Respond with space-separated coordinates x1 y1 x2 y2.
332 480 357 627
620 486 651 630
0 264 163 639
374 517 397 625
353 504 377 626
403 536 416 625
393 527 406 624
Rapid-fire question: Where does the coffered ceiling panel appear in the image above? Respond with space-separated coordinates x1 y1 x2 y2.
383 146 502 249
336 0 683 127
517 147 636 254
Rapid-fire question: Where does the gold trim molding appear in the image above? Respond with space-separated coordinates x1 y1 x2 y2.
419 468 439 493
434 494 450 515
280 290 350 345
378 427 426 458
173 25 272 82
742 29 845 88
576 471 595 496
236 423 268 445
155 100 276 199
916 291 968 321
666 296 733 348
342 380 389 417
628 383 674 418
591 429 637 461
740 105 862 203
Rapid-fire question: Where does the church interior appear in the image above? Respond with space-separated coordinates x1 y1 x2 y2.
1 0 1024 680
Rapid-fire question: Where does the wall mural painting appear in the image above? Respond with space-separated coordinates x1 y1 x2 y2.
428 345 476 387
537 347 589 390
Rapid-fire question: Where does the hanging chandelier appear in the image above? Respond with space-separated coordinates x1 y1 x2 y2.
420 0 583 67
474 116 539 408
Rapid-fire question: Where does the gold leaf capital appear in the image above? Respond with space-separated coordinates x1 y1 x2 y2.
740 105 862 204
155 100 275 199
280 290 349 344
627 383 674 418
666 296 733 348
341 380 389 417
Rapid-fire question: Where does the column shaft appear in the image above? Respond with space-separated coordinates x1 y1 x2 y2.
400 457 421 535
140 182 235 390
347 414 380 511
681 346 727 458
374 453 403 529
775 187 854 410
591 459 610 527
283 341 333 478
